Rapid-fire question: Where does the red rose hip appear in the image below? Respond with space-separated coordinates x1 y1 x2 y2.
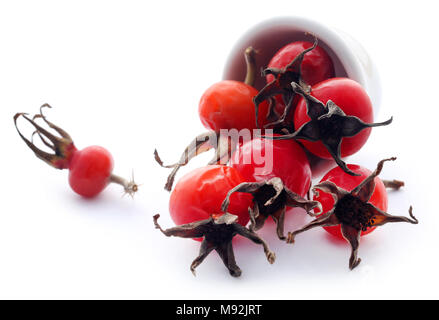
14 105 137 198
169 165 253 229
230 137 311 198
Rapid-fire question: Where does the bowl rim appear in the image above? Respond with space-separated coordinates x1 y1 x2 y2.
222 15 367 89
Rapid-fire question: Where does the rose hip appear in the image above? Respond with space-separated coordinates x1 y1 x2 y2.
14 104 137 198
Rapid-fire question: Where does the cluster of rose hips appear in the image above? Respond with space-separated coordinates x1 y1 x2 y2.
153 35 418 276
14 34 418 278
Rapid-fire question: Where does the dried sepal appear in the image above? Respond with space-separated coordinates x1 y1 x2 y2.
221 177 321 240
14 104 76 169
264 97 283 125
286 208 339 244
340 224 362 269
261 83 393 176
254 35 318 129
312 180 348 203
286 157 418 270
351 157 396 202
154 131 236 191
153 213 275 277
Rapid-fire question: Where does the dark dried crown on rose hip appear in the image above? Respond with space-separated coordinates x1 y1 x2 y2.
14 104 138 196
286 157 418 270
153 213 275 277
253 35 318 129
261 83 393 176
14 104 76 170
221 177 322 240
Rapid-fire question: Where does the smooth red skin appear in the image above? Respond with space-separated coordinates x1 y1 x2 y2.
198 80 270 131
314 164 388 239
68 146 114 198
266 41 335 87
230 137 311 198
294 78 374 159
266 41 335 118
169 165 253 232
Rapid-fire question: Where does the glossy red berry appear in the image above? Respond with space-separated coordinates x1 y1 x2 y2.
264 40 334 123
229 137 311 198
266 40 334 87
294 77 374 159
169 165 253 230
68 146 114 197
199 46 270 131
199 80 270 131
154 47 269 191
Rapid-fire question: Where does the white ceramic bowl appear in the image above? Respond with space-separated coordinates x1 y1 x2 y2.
222 16 382 117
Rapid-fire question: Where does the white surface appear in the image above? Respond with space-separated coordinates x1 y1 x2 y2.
0 0 438 300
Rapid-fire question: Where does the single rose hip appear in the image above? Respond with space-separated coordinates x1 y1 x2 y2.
155 47 270 191
294 78 381 160
253 35 320 129
14 104 137 198
266 41 334 87
265 40 334 127
199 80 270 131
262 81 393 176
313 163 388 238
286 158 418 270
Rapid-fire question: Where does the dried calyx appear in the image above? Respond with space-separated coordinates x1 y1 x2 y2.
221 177 321 240
286 157 418 270
14 104 77 169
254 35 317 129
261 83 393 176
14 104 138 197
153 213 275 277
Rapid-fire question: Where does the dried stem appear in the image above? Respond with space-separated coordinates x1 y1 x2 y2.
383 179 405 190
244 46 257 87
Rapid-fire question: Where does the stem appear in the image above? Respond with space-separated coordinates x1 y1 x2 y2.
244 46 257 86
110 173 138 197
383 179 405 190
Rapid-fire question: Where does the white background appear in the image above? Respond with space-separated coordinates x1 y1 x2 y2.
0 0 438 299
